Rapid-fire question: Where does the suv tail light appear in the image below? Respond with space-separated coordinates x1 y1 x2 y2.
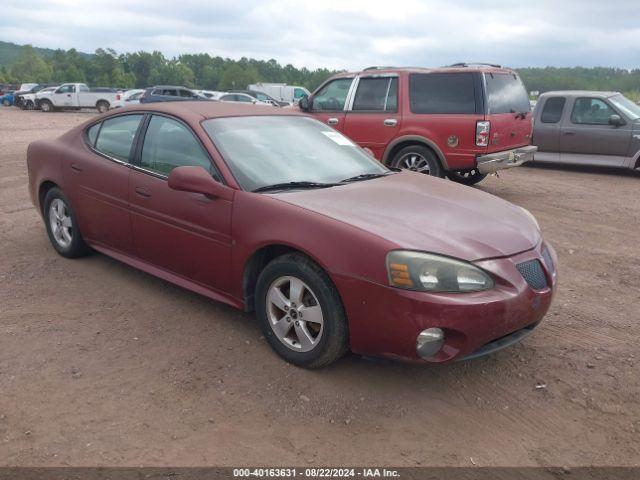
476 121 490 147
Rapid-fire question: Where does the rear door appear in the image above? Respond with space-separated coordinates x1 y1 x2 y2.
559 97 631 165
309 77 354 131
532 96 566 161
128 114 233 292
343 75 400 159
484 72 533 152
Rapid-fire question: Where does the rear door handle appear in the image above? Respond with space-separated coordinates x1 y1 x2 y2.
327 117 339 126
135 187 151 198
70 163 82 172
563 131 575 136
383 119 398 127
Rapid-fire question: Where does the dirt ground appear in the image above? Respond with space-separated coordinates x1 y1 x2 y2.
0 107 639 468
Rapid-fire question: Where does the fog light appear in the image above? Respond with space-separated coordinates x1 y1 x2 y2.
416 328 445 359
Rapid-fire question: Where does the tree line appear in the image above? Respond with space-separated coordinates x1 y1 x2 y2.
1 44 639 101
0 45 338 92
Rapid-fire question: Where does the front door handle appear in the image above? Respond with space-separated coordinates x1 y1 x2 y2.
563 131 575 136
383 118 398 127
70 163 82 172
135 187 151 198
327 117 339 126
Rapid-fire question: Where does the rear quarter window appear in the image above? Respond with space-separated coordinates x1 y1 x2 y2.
409 73 477 114
540 97 566 123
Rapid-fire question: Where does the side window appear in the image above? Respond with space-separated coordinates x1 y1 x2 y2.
352 77 398 112
312 79 353 112
236 95 253 103
294 88 307 99
86 123 100 146
57 85 73 94
140 115 213 177
94 114 143 162
179 89 194 98
540 97 566 123
409 73 476 114
220 95 234 101
78 84 89 92
571 98 616 125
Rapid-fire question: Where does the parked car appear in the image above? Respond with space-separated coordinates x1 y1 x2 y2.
195 90 226 100
26 102 556 368
110 89 145 109
38 83 120 113
14 84 56 108
139 86 210 103
232 89 290 107
0 91 14 106
219 92 274 106
532 91 640 171
299 63 537 185
20 86 58 110
249 83 310 105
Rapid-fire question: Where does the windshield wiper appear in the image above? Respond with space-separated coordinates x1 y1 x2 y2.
340 172 393 183
252 181 339 193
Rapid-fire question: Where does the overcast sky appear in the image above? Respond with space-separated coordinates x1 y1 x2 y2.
1 0 639 70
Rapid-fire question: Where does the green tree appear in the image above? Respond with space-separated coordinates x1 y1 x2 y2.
9 45 52 83
219 63 259 90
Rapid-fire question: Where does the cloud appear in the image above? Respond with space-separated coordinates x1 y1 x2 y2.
1 0 639 69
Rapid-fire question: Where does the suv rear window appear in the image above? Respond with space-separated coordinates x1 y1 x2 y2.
409 73 477 114
485 73 530 114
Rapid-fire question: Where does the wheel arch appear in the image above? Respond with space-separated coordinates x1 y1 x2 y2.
38 180 59 214
382 135 450 170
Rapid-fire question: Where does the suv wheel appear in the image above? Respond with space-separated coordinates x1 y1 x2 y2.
449 169 487 186
391 145 443 177
255 253 349 368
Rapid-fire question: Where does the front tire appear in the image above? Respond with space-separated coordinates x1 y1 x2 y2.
43 187 90 258
449 169 487 185
2 99 10 107
391 145 443 177
255 253 349 368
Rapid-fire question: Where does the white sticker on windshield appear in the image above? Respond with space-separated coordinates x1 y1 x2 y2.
322 130 355 146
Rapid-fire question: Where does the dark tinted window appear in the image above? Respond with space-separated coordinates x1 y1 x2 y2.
570 98 616 125
86 123 100 146
409 73 476 114
353 77 398 112
140 115 212 176
485 73 530 114
94 114 143 162
540 97 566 123
178 89 194 98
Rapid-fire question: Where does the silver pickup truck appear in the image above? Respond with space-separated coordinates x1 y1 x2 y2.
532 90 640 171
38 83 119 113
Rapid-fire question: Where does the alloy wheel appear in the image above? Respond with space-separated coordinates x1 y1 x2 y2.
399 152 431 174
266 276 324 352
48 198 73 248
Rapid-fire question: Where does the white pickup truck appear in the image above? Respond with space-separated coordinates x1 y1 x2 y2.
38 83 120 113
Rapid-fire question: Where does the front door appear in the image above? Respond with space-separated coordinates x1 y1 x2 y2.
560 97 632 166
65 113 144 254
343 76 400 159
128 114 233 292
309 77 354 132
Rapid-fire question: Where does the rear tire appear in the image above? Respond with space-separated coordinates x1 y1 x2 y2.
96 101 109 113
255 253 349 368
449 169 487 185
391 145 443 178
43 187 91 258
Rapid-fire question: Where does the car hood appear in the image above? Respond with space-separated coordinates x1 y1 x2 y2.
272 171 540 261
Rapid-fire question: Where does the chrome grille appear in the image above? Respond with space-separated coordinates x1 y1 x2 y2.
516 259 548 290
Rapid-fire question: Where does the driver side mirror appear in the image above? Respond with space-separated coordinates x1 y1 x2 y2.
609 114 625 127
298 95 310 111
168 166 233 200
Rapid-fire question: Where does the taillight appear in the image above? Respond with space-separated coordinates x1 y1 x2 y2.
476 120 490 147
116 94 121 100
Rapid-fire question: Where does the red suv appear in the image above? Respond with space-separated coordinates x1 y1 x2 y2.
299 63 536 185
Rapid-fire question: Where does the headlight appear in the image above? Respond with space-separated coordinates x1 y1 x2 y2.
386 250 494 293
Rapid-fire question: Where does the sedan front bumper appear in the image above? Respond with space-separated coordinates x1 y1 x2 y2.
334 241 557 363
476 145 537 174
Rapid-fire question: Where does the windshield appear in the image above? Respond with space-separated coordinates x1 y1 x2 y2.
485 73 530 114
203 116 389 191
609 94 640 120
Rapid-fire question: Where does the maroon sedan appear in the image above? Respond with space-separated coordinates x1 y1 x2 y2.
27 102 557 368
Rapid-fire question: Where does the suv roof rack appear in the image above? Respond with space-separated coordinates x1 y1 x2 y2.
448 62 502 68
363 66 395 71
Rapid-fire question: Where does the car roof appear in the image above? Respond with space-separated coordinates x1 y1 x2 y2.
539 90 620 99
149 85 190 89
111 101 304 122
331 65 518 78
